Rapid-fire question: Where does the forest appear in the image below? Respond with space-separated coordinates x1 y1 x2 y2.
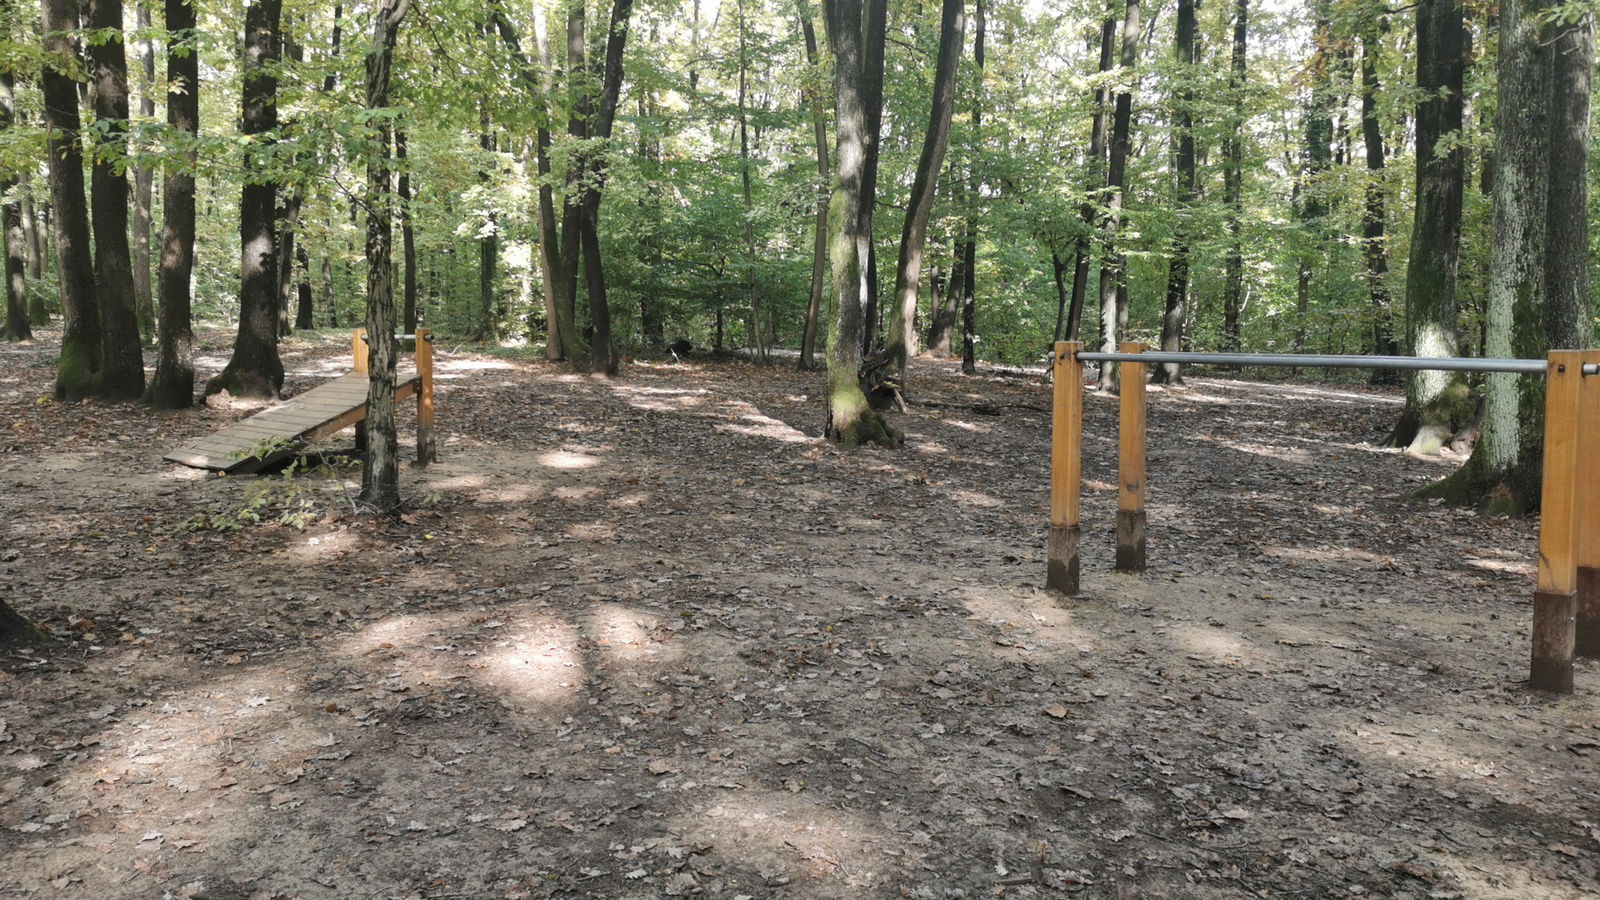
0 0 1594 487
3 0 1600 895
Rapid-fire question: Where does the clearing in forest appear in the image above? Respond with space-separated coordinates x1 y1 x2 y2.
1 332 1597 899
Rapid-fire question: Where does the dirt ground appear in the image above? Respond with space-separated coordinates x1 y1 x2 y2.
2 329 1598 900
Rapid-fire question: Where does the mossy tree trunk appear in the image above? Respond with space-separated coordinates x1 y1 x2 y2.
41 0 101 401
822 0 900 448
87 0 148 401
207 0 285 400
1393 0 1469 454
145 0 199 409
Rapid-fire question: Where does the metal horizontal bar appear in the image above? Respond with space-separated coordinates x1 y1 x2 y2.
1074 350 1548 375
1585 363 1599 377
360 333 428 342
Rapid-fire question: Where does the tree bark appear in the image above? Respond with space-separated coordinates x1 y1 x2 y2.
131 0 155 339
206 0 285 399
1 57 31 342
397 130 418 332
1394 0 1469 453
856 0 888 358
737 0 766 363
959 0 985 376
926 232 960 355
358 0 411 514
0 598 47 647
86 0 146 400
1417 0 1555 511
295 245 312 330
1542 14 1592 351
1220 0 1247 357
477 117 498 341
145 0 198 409
798 9 829 371
1095 0 1141 392
1153 0 1195 385
822 0 900 447
1292 0 1334 358
1066 18 1115 346
885 0 964 393
41 0 101 400
1360 17 1398 384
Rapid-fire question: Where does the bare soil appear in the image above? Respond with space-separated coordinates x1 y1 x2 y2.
2 330 1598 900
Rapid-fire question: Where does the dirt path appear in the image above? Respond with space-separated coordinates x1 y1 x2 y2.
2 331 1597 899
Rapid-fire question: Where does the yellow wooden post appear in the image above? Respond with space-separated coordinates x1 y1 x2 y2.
352 328 369 374
1575 350 1600 658
1048 341 1085 594
1116 342 1148 572
416 329 437 465
1530 351 1583 693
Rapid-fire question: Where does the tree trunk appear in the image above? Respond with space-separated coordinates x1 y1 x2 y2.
798 10 829 371
1394 0 1469 453
1153 0 1195 385
295 245 312 330
1 61 31 342
1292 0 1334 358
822 0 900 447
737 0 766 363
926 234 960 355
132 0 155 340
959 0 985 376
477 119 498 341
856 0 888 358
276 196 299 336
1360 18 1398 384
144 0 198 409
558 1 588 362
206 0 284 400
358 0 410 514
574 0 634 376
397 130 418 332
41 0 101 400
1541 15 1592 351
86 0 146 400
0 598 47 647
1095 0 1141 393
1417 0 1554 512
1068 17 1116 347
1220 0 1248 356
885 0 964 393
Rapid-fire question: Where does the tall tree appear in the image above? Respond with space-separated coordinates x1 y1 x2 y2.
1393 0 1469 454
397 130 418 332
1359 12 1397 382
87 0 147 400
1152 0 1196 384
1220 0 1247 356
145 0 199 409
822 0 899 447
1095 0 1140 392
1064 15 1115 346
131 0 155 338
40 0 101 400
359 0 411 513
736 0 766 362
958 0 985 376
798 7 829 371
884 0 964 392
207 0 285 399
572 0 634 375
1 29 31 342
1292 0 1334 357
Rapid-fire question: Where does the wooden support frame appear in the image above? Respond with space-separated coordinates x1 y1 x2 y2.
1530 351 1584 693
352 328 437 466
1116 342 1148 572
1048 341 1084 594
1574 351 1600 658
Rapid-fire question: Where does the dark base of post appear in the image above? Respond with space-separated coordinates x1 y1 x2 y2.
1115 510 1146 572
1047 524 1081 595
1577 567 1599 658
1530 588 1576 694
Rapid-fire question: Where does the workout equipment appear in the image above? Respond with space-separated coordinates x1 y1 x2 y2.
1047 341 1600 695
165 329 437 474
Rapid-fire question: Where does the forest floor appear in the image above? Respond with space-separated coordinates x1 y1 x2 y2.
2 328 1598 900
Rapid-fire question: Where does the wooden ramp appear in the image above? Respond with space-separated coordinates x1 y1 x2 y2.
165 329 437 473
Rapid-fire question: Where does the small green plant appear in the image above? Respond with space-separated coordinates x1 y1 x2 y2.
178 441 358 533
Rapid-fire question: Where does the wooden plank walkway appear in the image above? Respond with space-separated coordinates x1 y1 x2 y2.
164 371 420 473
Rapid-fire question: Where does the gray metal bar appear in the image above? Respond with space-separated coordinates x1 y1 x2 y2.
1585 363 1599 377
1075 349 1548 375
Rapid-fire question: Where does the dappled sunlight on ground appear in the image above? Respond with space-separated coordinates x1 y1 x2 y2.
538 449 603 470
673 791 906 891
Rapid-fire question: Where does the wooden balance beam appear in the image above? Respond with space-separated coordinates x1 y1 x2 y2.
164 329 436 474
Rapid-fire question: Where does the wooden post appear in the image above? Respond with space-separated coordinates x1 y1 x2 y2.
352 328 369 374
1530 351 1583 693
1048 341 1085 594
416 329 437 464
1575 351 1600 658
1116 342 1148 572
